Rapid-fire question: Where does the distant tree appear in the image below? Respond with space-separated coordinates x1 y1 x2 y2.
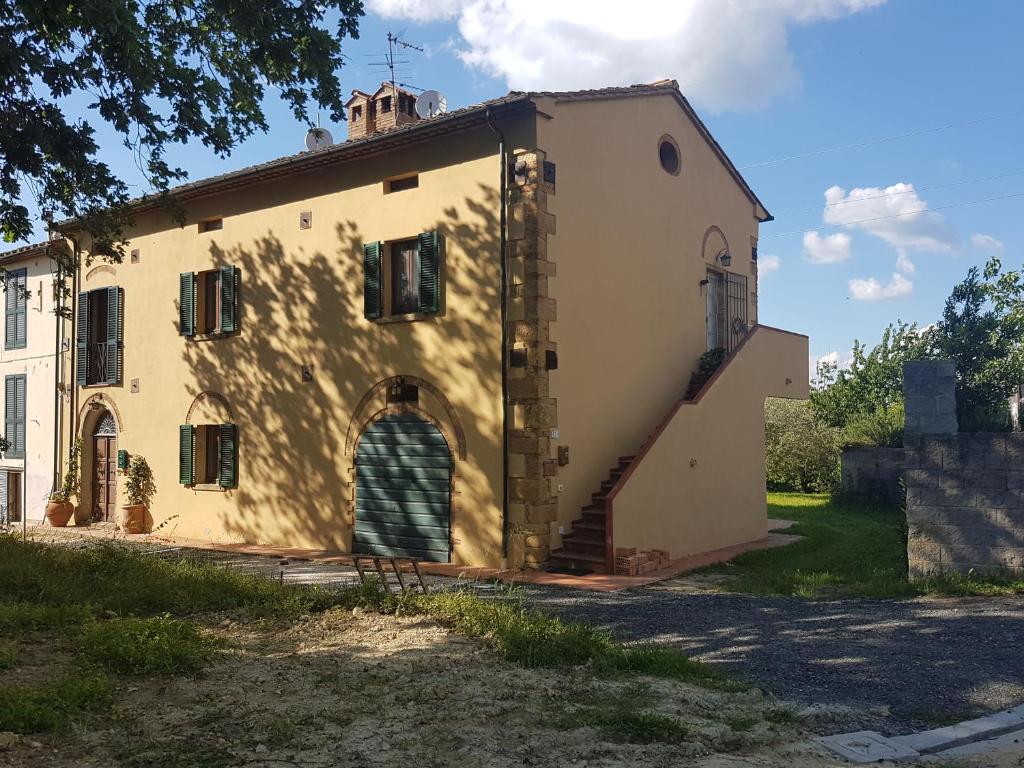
810 321 930 430
1 0 364 261
765 398 840 493
931 257 1024 430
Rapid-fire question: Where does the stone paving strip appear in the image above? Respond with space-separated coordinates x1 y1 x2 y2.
817 704 1024 762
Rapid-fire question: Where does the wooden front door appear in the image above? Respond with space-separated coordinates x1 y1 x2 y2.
93 435 117 522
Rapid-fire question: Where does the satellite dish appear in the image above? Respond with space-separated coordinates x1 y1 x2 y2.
304 127 334 151
415 90 448 119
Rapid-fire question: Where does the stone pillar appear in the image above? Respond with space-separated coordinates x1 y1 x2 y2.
903 359 957 435
506 149 558 569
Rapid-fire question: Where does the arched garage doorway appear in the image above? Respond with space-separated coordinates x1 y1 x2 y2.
353 412 452 562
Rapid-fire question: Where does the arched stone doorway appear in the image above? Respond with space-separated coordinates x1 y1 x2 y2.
90 409 118 522
353 412 452 562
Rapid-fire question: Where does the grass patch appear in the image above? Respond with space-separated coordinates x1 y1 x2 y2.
702 493 913 599
0 534 340 620
394 588 734 689
0 642 16 672
0 673 113 733
558 684 691 744
0 601 94 637
80 616 219 676
700 493 1024 599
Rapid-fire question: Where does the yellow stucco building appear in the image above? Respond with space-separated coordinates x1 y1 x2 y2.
60 80 807 572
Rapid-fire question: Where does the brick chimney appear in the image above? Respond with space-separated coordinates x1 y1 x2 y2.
345 83 421 141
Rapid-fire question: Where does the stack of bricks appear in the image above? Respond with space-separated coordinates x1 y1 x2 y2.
506 149 559 569
614 548 671 576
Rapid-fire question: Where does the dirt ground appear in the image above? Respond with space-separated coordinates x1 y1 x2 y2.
1 608 1020 768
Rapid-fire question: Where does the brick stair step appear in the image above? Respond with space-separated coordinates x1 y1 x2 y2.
571 522 605 535
618 455 636 465
562 537 604 553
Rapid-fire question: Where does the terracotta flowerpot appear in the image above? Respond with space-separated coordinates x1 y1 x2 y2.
45 501 74 527
118 504 147 534
73 505 91 526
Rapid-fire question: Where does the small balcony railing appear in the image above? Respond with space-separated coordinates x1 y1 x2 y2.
88 341 109 385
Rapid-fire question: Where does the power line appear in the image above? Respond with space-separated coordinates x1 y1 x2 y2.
739 109 1024 170
760 190 1024 240
771 169 1024 217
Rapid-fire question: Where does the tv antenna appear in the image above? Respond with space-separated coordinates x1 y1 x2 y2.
378 32 423 96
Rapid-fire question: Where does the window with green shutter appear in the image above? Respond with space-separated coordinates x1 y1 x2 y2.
181 423 238 488
365 233 442 320
182 267 238 336
4 268 27 350
76 287 122 386
4 375 26 459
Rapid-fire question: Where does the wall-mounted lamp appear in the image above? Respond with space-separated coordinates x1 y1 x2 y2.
716 248 732 268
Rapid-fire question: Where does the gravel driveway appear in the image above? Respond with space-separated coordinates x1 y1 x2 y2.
524 583 1024 734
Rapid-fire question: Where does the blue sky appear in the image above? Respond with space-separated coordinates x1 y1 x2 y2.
25 0 1024 368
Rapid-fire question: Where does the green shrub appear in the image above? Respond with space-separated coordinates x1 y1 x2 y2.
686 347 727 399
80 616 218 675
765 398 840 492
840 402 904 448
0 674 113 733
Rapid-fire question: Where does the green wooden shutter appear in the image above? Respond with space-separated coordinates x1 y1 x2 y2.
4 273 16 349
219 265 237 333
418 231 441 314
178 425 194 485
13 376 24 459
218 423 238 488
76 292 89 386
105 287 121 384
179 272 195 336
3 377 14 457
363 242 382 320
4 269 26 350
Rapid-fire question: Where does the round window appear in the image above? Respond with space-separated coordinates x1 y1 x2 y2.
659 136 680 176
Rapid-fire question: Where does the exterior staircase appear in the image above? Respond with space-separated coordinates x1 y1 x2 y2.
548 454 635 573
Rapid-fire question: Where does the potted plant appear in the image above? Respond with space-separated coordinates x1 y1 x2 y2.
47 439 82 527
63 439 90 525
119 455 155 534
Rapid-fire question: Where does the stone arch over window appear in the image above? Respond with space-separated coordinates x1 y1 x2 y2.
85 264 117 281
701 225 730 264
344 375 467 459
185 391 234 425
77 393 124 435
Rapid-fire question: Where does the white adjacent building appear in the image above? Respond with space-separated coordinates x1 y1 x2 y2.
0 241 68 525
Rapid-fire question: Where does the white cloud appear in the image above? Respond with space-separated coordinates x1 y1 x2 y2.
759 254 781 276
822 183 956 252
895 250 915 274
803 230 851 264
367 0 887 111
848 273 913 301
970 233 1004 252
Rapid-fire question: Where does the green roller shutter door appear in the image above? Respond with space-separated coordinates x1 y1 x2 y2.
354 413 451 561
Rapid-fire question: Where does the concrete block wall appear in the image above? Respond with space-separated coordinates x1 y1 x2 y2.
903 359 1024 577
840 446 905 505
